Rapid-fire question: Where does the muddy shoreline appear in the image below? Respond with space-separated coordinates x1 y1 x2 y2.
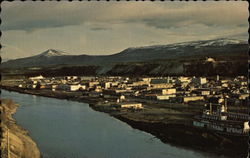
0 98 41 158
1 86 249 158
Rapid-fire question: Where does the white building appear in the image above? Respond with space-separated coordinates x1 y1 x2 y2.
178 77 191 83
183 96 204 103
156 94 176 100
162 88 176 95
104 82 112 89
88 81 100 88
119 102 143 109
29 75 44 80
206 57 215 62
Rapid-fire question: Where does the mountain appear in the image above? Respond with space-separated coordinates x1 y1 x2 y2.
1 38 248 76
109 38 247 62
35 49 68 57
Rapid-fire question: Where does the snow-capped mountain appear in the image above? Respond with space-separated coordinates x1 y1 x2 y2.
126 38 246 50
36 49 68 57
111 38 247 62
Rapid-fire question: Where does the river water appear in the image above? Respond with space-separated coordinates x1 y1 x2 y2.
2 90 220 158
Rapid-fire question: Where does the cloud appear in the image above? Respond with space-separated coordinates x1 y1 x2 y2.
1 1 248 57
0 44 28 59
1 1 248 31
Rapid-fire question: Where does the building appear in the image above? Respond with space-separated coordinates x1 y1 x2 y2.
132 81 150 87
206 57 215 63
178 77 191 83
149 83 173 89
29 75 44 80
142 78 152 82
194 88 210 96
103 82 112 89
156 94 176 101
57 84 86 91
51 85 58 91
66 76 78 80
239 94 249 100
192 77 207 85
183 96 204 103
27 84 37 89
162 88 176 95
118 102 143 109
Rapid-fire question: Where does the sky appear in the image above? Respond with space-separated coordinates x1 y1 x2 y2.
0 1 248 59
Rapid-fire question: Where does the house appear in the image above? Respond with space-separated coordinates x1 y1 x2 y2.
156 94 176 101
178 77 191 83
149 83 174 89
94 87 102 92
143 93 176 101
206 57 215 63
116 95 126 103
162 88 176 95
120 95 126 100
88 81 99 88
66 76 78 80
111 82 119 87
102 82 112 89
27 84 37 89
222 83 229 88
239 94 249 100
118 102 143 109
194 88 210 96
142 78 152 82
132 80 150 86
192 77 207 85
241 81 247 86
183 96 204 103
51 85 58 91
29 75 44 80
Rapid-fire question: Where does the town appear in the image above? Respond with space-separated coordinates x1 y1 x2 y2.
9 75 248 106
2 73 249 138
1 74 249 157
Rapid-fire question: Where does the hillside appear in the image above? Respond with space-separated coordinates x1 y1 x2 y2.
1 38 248 77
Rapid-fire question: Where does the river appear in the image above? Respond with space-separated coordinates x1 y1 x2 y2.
2 90 220 158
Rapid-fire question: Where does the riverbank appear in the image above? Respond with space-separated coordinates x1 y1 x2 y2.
1 85 249 158
92 104 249 158
0 98 41 158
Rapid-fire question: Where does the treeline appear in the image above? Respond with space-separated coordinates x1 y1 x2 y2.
21 66 100 77
2 60 247 78
184 61 248 77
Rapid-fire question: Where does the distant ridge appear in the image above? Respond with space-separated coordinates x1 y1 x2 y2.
1 38 248 69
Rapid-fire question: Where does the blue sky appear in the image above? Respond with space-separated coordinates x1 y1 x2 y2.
1 1 248 59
